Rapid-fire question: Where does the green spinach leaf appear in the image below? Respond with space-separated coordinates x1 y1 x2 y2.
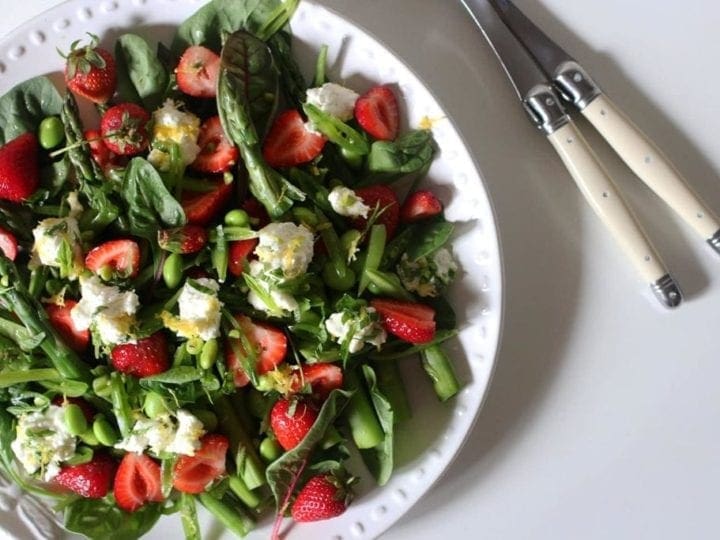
266 389 353 508
0 76 62 145
407 220 454 261
367 129 436 179
64 498 162 540
120 157 186 239
115 33 169 111
360 365 394 485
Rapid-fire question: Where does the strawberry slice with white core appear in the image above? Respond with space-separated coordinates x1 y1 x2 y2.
354 85 400 141
262 109 326 168
84 239 141 279
226 315 288 387
113 453 164 512
191 116 239 173
0 226 18 261
370 298 436 344
176 46 220 98
172 434 229 494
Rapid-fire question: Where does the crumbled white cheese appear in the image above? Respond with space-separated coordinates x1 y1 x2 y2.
11 405 77 482
31 217 83 279
255 222 314 279
328 186 371 218
325 307 387 354
148 99 201 170
115 409 205 456
163 278 223 340
305 83 360 121
246 260 299 316
71 275 139 344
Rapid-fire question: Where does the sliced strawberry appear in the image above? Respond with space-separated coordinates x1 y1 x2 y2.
176 46 220 98
63 36 117 104
0 226 18 261
45 300 90 353
100 103 151 156
226 315 287 387
113 453 164 512
52 396 95 423
292 363 343 401
354 85 400 141
157 225 208 254
55 453 117 499
270 398 318 451
0 132 40 203
370 298 436 344
400 190 442 223
228 238 258 277
291 474 350 522
262 109 326 168
181 178 234 226
351 185 400 238
110 332 170 378
172 434 228 494
191 116 239 173
84 239 141 279
84 129 116 169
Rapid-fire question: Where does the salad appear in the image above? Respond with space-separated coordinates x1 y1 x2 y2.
0 0 462 538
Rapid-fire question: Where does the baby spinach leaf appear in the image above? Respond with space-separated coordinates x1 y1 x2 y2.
366 129 436 179
266 389 354 509
172 0 293 55
120 157 186 239
407 220 454 261
64 498 162 540
0 76 62 145
360 365 394 485
115 33 169 111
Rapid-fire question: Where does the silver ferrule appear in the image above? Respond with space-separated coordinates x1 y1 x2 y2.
553 61 602 110
523 84 570 135
650 273 683 309
707 228 720 255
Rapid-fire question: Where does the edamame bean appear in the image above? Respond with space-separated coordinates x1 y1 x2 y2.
340 146 363 169
64 403 88 436
163 253 183 289
92 375 112 397
78 429 99 446
322 261 356 291
224 209 250 227
93 417 119 446
186 337 204 355
259 437 282 463
44 278 64 296
144 392 168 419
38 116 65 150
199 338 218 369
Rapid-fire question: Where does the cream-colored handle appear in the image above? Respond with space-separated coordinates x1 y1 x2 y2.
583 94 720 239
548 121 668 283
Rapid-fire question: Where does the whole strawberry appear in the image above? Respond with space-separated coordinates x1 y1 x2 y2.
100 103 151 156
291 474 352 522
55 453 117 499
269 398 318 451
111 332 170 378
62 34 117 104
0 132 40 203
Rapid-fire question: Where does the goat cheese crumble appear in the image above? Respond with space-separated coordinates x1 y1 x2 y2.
325 306 387 354
305 82 359 121
328 186 371 218
71 275 140 344
162 278 223 340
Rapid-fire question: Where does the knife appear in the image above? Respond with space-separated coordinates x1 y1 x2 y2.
459 0 683 308
489 0 720 254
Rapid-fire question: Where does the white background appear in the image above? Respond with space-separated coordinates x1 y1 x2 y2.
2 1 719 539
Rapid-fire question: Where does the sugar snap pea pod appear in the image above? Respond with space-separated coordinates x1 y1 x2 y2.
198 492 254 538
421 345 461 401
365 269 415 301
313 44 329 87
359 224 387 294
228 476 262 509
374 361 412 424
212 226 229 283
303 102 370 156
343 368 384 449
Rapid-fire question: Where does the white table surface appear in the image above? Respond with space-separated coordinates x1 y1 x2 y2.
2 1 720 539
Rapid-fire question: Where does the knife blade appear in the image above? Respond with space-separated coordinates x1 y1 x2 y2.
487 0 720 252
459 0 682 307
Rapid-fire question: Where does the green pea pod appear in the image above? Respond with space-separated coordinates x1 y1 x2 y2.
359 224 387 294
302 103 370 156
365 269 415 301
212 226 229 283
